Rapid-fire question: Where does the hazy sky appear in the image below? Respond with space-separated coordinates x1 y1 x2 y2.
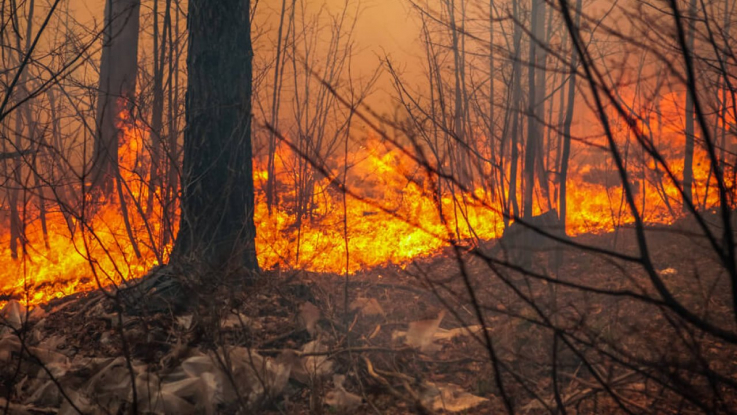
58 0 422 108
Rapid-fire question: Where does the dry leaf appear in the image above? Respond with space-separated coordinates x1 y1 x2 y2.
290 340 334 384
181 347 291 407
84 356 133 398
424 382 488 412
28 346 70 378
138 377 204 415
349 298 385 317
181 353 233 406
176 315 193 330
0 300 25 330
405 310 446 352
26 380 62 407
325 374 362 412
298 302 321 337
326 388 363 412
433 325 484 341
0 334 21 363
221 312 261 330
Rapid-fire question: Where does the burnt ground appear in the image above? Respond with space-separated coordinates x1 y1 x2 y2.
1 212 737 414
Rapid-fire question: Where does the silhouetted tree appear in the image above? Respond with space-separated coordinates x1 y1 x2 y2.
172 0 259 274
91 0 141 195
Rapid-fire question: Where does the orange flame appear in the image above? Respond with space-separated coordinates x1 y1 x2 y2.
0 91 730 307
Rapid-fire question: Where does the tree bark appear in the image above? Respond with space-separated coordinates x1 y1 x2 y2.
523 0 545 219
682 0 697 211
559 0 582 232
507 0 523 222
146 0 171 216
172 0 259 274
91 0 140 196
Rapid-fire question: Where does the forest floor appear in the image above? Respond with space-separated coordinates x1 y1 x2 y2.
1 212 736 414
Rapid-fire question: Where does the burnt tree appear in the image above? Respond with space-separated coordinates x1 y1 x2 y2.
172 0 259 274
91 0 141 195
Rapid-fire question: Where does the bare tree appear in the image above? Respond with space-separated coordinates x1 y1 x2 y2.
90 0 141 196
172 0 259 274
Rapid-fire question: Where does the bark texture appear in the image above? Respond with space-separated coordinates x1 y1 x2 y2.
92 0 141 195
172 0 259 273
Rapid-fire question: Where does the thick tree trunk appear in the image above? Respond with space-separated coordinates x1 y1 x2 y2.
91 0 140 195
172 0 259 274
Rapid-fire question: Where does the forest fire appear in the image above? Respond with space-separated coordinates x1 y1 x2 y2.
2 0 736 413
0 90 724 308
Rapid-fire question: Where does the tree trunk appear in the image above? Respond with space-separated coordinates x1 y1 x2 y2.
91 0 140 196
147 0 171 216
523 0 545 219
506 0 523 223
172 0 259 274
266 0 291 213
559 0 582 233
682 0 697 211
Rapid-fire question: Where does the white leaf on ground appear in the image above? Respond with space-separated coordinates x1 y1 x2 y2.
176 314 193 330
138 377 203 415
432 325 484 341
59 357 136 415
0 300 25 330
325 374 362 412
28 346 70 378
181 347 290 408
423 382 488 412
84 356 132 398
146 391 197 415
26 380 62 407
0 334 21 363
181 353 233 406
221 312 262 331
290 340 334 384
349 298 385 317
405 310 446 352
298 302 321 337
181 354 213 378
1 397 58 415
325 389 363 412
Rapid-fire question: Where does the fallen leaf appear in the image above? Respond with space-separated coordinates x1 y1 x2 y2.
26 380 62 407
221 312 261 331
298 302 321 337
424 382 488 412
349 298 385 317
0 300 25 330
405 310 446 352
325 374 363 412
138 377 203 415
291 340 334 384
432 325 484 341
0 334 21 363
176 315 193 330
325 388 363 412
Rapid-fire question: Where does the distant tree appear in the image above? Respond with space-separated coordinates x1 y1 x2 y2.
523 0 547 219
91 0 141 195
682 0 698 211
172 0 259 274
